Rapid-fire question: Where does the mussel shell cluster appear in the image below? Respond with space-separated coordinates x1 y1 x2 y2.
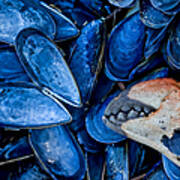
0 0 180 179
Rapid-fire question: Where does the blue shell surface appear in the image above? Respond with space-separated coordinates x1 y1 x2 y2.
162 155 180 180
128 54 165 80
67 106 85 132
129 141 160 177
166 19 180 71
40 2 79 42
159 3 180 15
140 0 172 29
105 13 145 81
128 67 169 88
150 0 180 13
161 131 180 180
54 0 75 10
0 48 29 82
63 7 95 27
3 136 32 161
77 129 104 153
63 8 96 28
146 166 168 180
0 83 71 128
86 93 126 144
79 0 103 14
145 24 171 58
69 19 105 104
15 28 81 107
17 165 49 180
10 160 50 180
29 126 85 179
0 0 55 44
86 152 105 180
108 0 135 8
105 142 129 180
90 71 115 104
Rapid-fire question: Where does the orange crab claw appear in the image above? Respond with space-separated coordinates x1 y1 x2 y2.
103 78 180 167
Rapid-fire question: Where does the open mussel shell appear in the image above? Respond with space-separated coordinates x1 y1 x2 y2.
40 1 79 42
29 126 86 180
104 78 180 167
15 28 81 107
86 152 105 180
166 19 180 71
0 47 30 82
0 0 55 45
105 142 129 180
108 0 135 8
0 82 71 129
86 92 126 144
140 0 172 29
150 0 180 14
69 19 106 104
105 12 145 81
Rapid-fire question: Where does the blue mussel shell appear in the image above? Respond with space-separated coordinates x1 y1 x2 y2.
15 28 81 107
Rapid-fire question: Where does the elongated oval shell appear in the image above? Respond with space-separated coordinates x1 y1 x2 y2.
0 0 55 44
29 126 85 179
69 19 105 104
0 83 71 129
86 93 126 144
105 142 129 180
140 0 172 29
15 28 81 107
150 0 180 13
40 2 79 42
105 12 145 81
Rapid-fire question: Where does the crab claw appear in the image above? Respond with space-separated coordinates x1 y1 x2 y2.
103 78 180 167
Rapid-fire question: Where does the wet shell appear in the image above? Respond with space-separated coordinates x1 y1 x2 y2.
0 83 71 129
0 0 55 44
29 126 86 179
15 28 81 107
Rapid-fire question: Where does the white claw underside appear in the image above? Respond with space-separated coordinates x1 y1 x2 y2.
110 78 180 166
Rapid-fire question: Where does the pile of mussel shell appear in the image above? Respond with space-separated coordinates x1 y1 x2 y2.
0 0 180 179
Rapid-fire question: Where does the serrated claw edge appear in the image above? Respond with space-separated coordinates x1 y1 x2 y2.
105 78 180 167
